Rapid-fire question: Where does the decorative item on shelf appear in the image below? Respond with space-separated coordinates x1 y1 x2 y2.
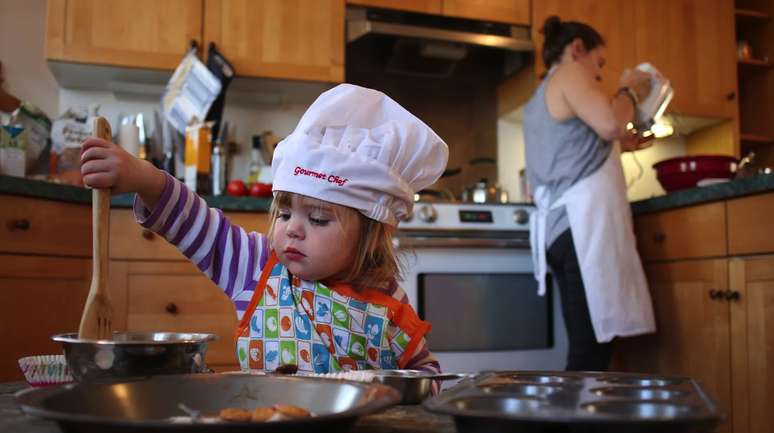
737 40 753 61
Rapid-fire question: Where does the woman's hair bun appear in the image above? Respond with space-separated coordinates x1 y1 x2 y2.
542 16 562 39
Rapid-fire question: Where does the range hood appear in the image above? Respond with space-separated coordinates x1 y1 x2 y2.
347 7 533 52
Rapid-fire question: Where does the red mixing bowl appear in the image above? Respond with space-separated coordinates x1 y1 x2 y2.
653 155 738 192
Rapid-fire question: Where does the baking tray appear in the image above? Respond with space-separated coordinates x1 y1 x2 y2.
15 373 400 433
423 371 723 433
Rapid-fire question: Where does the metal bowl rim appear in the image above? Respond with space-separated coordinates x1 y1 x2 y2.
52 332 218 345
15 374 401 427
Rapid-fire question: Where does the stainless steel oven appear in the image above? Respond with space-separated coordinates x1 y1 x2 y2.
396 202 567 374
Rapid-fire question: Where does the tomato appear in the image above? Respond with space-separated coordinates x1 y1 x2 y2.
226 179 247 197
249 182 273 198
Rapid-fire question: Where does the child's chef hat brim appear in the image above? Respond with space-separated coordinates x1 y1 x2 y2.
271 84 449 226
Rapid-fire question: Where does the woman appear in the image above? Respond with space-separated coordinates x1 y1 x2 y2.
524 16 656 371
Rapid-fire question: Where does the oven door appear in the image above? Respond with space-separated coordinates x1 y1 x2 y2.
397 231 568 373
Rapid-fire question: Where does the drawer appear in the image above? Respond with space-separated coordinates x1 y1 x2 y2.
0 195 91 256
109 261 240 367
0 254 91 381
728 193 774 255
634 201 727 262
110 209 270 260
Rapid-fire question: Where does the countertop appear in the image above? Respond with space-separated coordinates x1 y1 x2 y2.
0 175 272 213
1 381 455 433
3 173 774 215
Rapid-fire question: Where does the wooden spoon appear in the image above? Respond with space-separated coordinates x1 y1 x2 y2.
77 116 113 340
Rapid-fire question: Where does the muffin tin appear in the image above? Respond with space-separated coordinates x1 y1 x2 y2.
423 371 723 433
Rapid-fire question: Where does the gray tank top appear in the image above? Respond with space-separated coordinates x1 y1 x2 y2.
523 71 612 248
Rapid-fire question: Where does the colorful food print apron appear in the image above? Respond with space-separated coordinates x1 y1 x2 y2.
235 253 431 373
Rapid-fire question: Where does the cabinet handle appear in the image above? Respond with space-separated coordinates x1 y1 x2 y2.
165 302 179 315
725 92 736 101
723 290 741 301
141 229 154 240
7 219 30 231
652 232 665 243
709 289 722 300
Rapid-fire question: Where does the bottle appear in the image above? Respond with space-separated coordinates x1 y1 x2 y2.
211 141 225 195
248 135 266 184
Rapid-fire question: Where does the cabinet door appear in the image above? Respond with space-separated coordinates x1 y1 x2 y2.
204 0 345 83
730 256 774 433
0 255 91 382
347 0 442 14
108 261 240 370
633 0 737 118
531 0 636 95
46 0 203 70
443 0 529 25
613 259 732 433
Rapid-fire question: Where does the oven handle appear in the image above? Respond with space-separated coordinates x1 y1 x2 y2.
395 236 531 249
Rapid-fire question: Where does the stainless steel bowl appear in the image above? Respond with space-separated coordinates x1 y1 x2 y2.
52 332 217 383
16 373 401 432
371 369 470 404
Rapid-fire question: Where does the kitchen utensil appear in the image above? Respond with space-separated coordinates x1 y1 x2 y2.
653 155 738 192
53 332 217 382
17 355 75 387
78 117 113 341
461 178 508 203
15 373 401 432
370 370 471 404
634 63 673 129
423 371 723 433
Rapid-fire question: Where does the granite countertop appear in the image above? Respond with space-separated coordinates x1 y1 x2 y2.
3 173 774 215
630 173 774 215
0 175 272 213
0 381 455 433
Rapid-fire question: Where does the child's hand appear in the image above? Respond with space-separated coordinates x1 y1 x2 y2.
80 138 166 208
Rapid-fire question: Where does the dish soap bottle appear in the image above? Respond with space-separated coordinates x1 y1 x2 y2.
247 135 266 184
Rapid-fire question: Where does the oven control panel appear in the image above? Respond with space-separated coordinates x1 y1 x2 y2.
400 202 533 231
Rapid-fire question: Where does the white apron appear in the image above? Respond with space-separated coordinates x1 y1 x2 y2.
529 145 656 343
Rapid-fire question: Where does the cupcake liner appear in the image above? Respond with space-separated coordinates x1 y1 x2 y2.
18 355 75 387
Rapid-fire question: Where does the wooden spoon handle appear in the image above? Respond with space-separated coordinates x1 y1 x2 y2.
91 117 112 295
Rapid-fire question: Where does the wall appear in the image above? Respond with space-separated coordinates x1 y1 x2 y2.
0 0 59 117
496 115 688 203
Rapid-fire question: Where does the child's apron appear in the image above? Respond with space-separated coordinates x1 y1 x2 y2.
234 252 431 372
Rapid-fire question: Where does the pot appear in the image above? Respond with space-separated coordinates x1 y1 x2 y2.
462 178 509 203
653 155 738 192
370 370 471 404
52 332 217 383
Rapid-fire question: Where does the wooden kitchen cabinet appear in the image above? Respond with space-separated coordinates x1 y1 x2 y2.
531 0 636 96
204 0 345 83
442 0 530 25
348 0 442 14
348 0 529 24
0 255 91 382
632 0 738 118
107 209 270 371
46 0 203 70
633 201 727 262
613 259 733 433
108 261 239 369
729 256 774 433
531 0 737 118
0 195 91 257
727 193 774 255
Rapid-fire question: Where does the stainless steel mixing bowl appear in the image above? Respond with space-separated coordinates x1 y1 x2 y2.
52 332 217 382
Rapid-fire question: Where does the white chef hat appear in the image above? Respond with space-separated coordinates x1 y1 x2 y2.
271 84 449 226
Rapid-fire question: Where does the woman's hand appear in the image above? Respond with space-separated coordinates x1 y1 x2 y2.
619 69 652 102
619 129 655 152
80 138 166 208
